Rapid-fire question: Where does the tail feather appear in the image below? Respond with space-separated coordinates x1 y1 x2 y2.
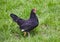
10 13 25 25
10 13 19 22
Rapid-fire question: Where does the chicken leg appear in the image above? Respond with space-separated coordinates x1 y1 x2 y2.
28 32 30 37
24 32 27 36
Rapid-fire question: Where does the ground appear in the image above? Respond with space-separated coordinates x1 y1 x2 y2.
0 0 60 42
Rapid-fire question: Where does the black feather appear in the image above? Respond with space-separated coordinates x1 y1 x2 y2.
10 13 25 25
10 9 38 32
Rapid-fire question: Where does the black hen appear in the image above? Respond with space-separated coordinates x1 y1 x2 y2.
10 8 39 36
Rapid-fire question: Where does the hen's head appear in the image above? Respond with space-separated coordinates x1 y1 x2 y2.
31 8 36 13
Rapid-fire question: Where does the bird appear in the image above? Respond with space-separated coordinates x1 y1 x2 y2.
10 8 39 37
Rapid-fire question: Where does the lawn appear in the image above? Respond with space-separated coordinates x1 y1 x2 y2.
0 0 60 42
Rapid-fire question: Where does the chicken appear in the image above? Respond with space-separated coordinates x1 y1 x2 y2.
10 8 39 37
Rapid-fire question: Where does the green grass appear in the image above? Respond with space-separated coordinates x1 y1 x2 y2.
0 0 60 42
